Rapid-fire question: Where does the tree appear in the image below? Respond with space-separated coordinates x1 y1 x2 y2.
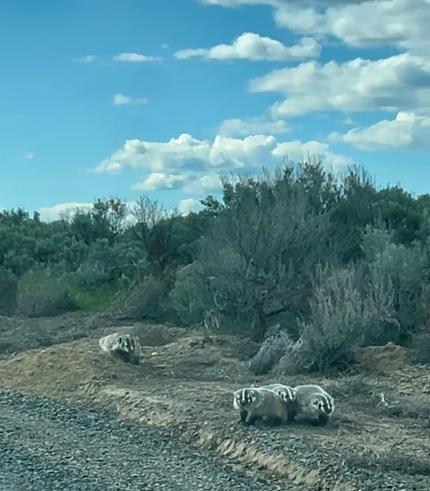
131 196 180 274
198 167 335 341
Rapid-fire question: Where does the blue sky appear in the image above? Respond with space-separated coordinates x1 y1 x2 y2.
1 0 429 219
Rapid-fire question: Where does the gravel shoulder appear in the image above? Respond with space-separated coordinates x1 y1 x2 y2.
0 389 284 491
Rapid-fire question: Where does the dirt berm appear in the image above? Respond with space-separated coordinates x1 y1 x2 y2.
0 321 429 490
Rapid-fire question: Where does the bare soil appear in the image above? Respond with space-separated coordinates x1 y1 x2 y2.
0 315 429 490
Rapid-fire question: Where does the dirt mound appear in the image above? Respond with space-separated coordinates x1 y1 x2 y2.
353 342 410 373
0 312 117 359
0 313 184 361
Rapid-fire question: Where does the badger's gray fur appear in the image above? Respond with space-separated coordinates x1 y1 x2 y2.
259 383 297 421
233 387 290 425
291 384 335 426
99 332 141 365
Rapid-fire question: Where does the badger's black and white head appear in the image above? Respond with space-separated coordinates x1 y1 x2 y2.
275 386 296 403
233 388 257 409
113 334 135 354
312 393 334 415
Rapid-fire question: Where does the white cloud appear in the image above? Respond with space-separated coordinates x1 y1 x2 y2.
38 202 93 222
73 55 96 63
175 33 320 61
273 140 350 168
200 1 429 54
200 0 260 5
329 111 430 150
184 174 223 193
219 117 289 137
249 53 430 117
132 173 187 191
274 0 430 54
178 198 203 215
342 116 354 126
113 52 161 62
199 1 368 8
113 93 148 106
37 201 141 223
94 132 350 194
23 152 34 160
113 94 131 106
131 171 222 193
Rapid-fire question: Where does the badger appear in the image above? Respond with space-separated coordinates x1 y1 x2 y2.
259 383 297 421
260 383 296 402
233 387 290 426
99 332 141 365
291 384 335 426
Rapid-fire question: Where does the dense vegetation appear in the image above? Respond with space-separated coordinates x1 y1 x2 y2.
2 164 430 372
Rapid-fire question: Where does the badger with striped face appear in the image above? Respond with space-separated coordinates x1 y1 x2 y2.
259 383 297 421
292 384 335 426
233 387 290 426
99 332 141 365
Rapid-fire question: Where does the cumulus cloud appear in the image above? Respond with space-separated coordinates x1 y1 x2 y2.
329 111 430 150
273 139 350 168
38 202 93 222
178 198 203 215
249 53 430 117
113 93 148 106
113 94 131 105
113 52 161 62
218 117 289 137
23 152 34 160
175 33 320 61
131 171 222 194
200 1 429 54
274 0 430 54
94 132 350 194
200 0 268 5
199 1 371 8
94 133 287 175
132 173 187 191
73 55 96 63
184 174 223 193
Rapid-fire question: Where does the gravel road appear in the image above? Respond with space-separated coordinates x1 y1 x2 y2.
0 390 282 491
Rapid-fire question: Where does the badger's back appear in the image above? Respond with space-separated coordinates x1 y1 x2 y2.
98 333 119 353
254 388 290 422
260 383 297 421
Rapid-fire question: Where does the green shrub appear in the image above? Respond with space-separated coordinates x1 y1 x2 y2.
168 262 213 326
68 284 117 312
112 274 169 321
0 266 17 315
410 332 430 364
362 227 428 336
278 264 398 373
17 269 75 317
248 330 292 375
